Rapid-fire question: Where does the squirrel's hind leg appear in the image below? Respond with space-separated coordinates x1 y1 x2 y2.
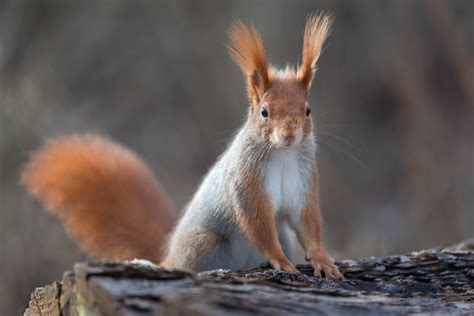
161 227 231 273
277 224 293 261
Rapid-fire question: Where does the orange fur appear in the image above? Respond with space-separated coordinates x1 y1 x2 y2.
236 174 297 273
297 13 334 92
21 135 177 263
300 164 323 251
256 79 311 141
229 14 332 108
299 164 342 278
228 22 270 101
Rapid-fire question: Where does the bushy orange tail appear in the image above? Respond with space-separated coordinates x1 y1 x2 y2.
21 134 177 263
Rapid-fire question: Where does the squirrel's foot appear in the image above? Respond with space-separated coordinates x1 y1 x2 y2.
269 256 299 274
307 248 342 279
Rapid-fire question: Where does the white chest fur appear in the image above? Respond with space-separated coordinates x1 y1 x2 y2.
264 149 309 216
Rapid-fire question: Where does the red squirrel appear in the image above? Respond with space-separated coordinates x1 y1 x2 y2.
22 14 341 278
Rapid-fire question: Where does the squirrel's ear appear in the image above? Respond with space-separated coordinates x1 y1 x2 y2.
298 13 333 93
228 21 269 102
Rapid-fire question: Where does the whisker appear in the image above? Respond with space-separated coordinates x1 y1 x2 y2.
214 128 241 143
317 130 361 153
216 135 237 144
317 137 366 168
315 122 353 128
214 128 240 134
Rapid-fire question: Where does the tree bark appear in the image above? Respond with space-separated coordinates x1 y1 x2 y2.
24 240 474 315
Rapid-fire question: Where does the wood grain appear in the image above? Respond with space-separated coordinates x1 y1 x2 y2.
24 240 474 315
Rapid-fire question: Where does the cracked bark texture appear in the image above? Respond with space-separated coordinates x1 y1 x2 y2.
24 240 474 315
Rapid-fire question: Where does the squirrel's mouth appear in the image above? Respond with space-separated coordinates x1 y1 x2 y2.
271 132 303 149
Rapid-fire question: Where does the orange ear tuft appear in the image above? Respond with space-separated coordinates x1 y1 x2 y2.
228 21 270 102
298 13 334 92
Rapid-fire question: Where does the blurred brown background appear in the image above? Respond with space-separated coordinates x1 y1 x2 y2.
1 0 473 314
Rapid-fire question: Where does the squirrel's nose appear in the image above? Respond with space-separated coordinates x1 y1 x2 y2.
285 119 299 131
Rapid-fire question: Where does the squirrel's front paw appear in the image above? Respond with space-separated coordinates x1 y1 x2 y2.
269 256 298 274
307 248 342 279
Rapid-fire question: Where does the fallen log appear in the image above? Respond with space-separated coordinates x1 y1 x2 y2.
24 240 474 315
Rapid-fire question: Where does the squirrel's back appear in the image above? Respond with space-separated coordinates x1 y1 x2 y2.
21 134 177 262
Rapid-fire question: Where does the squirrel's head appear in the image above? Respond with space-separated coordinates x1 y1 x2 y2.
228 14 333 148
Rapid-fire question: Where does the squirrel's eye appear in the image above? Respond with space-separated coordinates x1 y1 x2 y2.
305 107 311 117
260 107 268 118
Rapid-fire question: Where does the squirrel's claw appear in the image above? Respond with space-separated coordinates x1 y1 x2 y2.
318 261 342 279
309 249 343 279
270 257 299 274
